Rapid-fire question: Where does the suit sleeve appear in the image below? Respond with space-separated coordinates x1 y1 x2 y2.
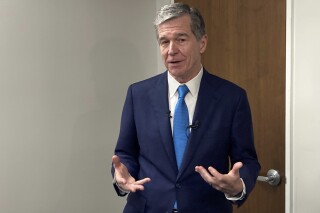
111 85 140 195
230 90 261 206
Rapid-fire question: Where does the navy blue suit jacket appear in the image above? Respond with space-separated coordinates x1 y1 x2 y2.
113 70 260 213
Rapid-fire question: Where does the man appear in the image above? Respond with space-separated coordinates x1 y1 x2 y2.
111 3 260 213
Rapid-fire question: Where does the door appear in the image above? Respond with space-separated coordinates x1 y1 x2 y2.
175 0 286 212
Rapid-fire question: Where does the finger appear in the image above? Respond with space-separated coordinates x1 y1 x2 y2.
128 184 144 192
207 166 222 179
195 166 213 183
126 178 151 192
229 162 243 176
195 166 208 175
134 178 151 185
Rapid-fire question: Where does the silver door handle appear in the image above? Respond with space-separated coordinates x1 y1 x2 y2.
257 169 281 186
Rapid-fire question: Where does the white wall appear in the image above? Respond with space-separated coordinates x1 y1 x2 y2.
0 0 165 212
292 0 320 212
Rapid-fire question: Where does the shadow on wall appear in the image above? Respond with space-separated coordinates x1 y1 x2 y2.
56 37 143 212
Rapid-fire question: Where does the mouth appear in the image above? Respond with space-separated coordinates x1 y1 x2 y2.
168 60 182 64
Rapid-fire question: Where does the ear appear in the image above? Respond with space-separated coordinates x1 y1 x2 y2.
199 34 208 54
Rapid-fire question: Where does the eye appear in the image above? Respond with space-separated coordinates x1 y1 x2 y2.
159 39 169 47
177 37 187 43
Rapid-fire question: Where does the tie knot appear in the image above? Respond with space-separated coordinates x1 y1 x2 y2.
177 85 189 99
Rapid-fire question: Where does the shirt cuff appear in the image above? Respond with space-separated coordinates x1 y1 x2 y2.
225 178 246 201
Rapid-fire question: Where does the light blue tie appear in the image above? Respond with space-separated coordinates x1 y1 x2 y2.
173 85 189 170
173 85 189 210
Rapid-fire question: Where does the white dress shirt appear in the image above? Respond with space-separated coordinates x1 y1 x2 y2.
168 68 203 131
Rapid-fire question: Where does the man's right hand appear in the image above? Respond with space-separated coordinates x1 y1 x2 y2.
112 155 151 193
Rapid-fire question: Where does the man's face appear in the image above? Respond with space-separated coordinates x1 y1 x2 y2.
158 15 207 83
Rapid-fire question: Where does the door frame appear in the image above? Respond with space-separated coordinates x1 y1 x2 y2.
285 0 293 213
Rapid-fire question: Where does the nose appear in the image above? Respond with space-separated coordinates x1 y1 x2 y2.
168 41 178 55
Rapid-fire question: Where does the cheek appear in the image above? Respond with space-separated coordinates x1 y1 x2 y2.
160 49 168 60
181 49 193 62
181 45 194 56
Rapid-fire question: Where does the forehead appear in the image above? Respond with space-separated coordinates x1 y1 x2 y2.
157 15 193 38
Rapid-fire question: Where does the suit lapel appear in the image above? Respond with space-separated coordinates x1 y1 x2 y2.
148 72 178 172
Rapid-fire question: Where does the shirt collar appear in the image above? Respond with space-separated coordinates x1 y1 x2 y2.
168 67 203 98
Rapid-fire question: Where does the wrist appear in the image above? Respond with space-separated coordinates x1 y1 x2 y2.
225 178 246 201
113 174 130 194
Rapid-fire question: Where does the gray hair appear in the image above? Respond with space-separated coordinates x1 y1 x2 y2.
154 3 206 41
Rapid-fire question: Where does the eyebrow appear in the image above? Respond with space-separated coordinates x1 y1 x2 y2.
158 32 189 42
176 32 189 38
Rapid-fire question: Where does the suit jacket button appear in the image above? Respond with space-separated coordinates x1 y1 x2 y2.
175 183 181 189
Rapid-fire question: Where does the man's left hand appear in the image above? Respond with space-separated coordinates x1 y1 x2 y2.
195 162 243 196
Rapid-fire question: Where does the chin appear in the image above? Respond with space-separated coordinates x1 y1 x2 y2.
168 65 185 73
168 69 184 76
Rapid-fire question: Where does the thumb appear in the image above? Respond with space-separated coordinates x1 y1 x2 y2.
112 155 129 184
230 162 243 176
112 155 121 168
